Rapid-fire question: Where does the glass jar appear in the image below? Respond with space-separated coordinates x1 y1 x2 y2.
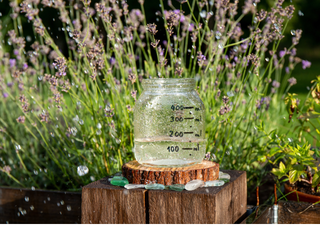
133 78 206 167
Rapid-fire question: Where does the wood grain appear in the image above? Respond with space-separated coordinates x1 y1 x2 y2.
0 187 81 223
148 170 247 224
81 177 147 224
122 160 219 185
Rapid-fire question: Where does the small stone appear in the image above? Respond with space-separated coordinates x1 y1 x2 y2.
185 180 205 191
219 173 231 180
145 183 165 190
220 178 230 183
114 172 122 176
204 180 225 187
124 184 146 189
110 177 129 186
168 184 185 192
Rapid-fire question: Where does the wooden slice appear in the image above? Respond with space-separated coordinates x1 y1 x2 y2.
122 160 219 185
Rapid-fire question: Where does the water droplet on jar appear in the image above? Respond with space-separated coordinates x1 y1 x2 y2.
291 30 295 35
67 205 72 211
30 205 34 210
25 196 29 202
60 200 64 205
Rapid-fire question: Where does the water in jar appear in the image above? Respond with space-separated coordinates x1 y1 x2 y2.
133 78 206 167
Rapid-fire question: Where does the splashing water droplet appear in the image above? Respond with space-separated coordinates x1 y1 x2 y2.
227 91 234 97
67 205 72 211
96 129 102 135
265 58 269 62
77 165 89 176
90 176 95 181
97 123 102 129
25 196 29 202
298 10 304 16
47 197 50 201
57 202 60 206
60 200 64 205
116 139 121 144
30 205 34 210
200 10 206 18
291 30 295 36
218 43 223 49
79 120 84 125
38 76 43 81
31 186 35 191
15 145 21 150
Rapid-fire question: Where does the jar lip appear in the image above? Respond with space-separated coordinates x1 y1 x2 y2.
142 78 196 84
142 78 196 88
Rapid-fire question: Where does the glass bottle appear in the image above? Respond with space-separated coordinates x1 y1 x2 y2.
133 78 206 167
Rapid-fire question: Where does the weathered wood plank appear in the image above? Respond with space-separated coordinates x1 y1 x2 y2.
0 187 81 223
122 160 219 185
81 177 147 224
148 170 247 224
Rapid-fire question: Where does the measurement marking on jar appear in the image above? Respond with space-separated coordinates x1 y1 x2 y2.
184 106 194 109
184 117 194 120
182 148 193 150
184 132 194 134
193 144 200 151
195 130 202 137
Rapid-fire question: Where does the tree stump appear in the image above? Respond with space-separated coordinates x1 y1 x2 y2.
81 170 247 224
122 160 219 185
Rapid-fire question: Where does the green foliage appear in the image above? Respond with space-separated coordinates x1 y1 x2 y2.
269 142 320 189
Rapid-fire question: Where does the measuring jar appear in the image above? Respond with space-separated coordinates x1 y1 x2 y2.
133 78 206 167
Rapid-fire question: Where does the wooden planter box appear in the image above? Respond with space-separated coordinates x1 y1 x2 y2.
82 170 247 224
0 187 81 223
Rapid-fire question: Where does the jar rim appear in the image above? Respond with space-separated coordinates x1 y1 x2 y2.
141 78 196 90
142 78 195 84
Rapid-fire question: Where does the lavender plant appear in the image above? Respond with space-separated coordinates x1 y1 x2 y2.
0 0 310 192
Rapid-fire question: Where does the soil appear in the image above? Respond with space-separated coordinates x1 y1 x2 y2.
290 181 320 196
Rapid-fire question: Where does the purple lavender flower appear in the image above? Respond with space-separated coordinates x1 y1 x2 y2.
23 63 28 70
7 82 13 88
13 49 19 55
272 80 280 88
285 67 290 74
205 152 210 160
3 92 9 98
302 60 311 70
288 77 297 86
109 57 116 65
9 59 16 68
188 23 195 32
16 116 25 123
279 50 286 58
